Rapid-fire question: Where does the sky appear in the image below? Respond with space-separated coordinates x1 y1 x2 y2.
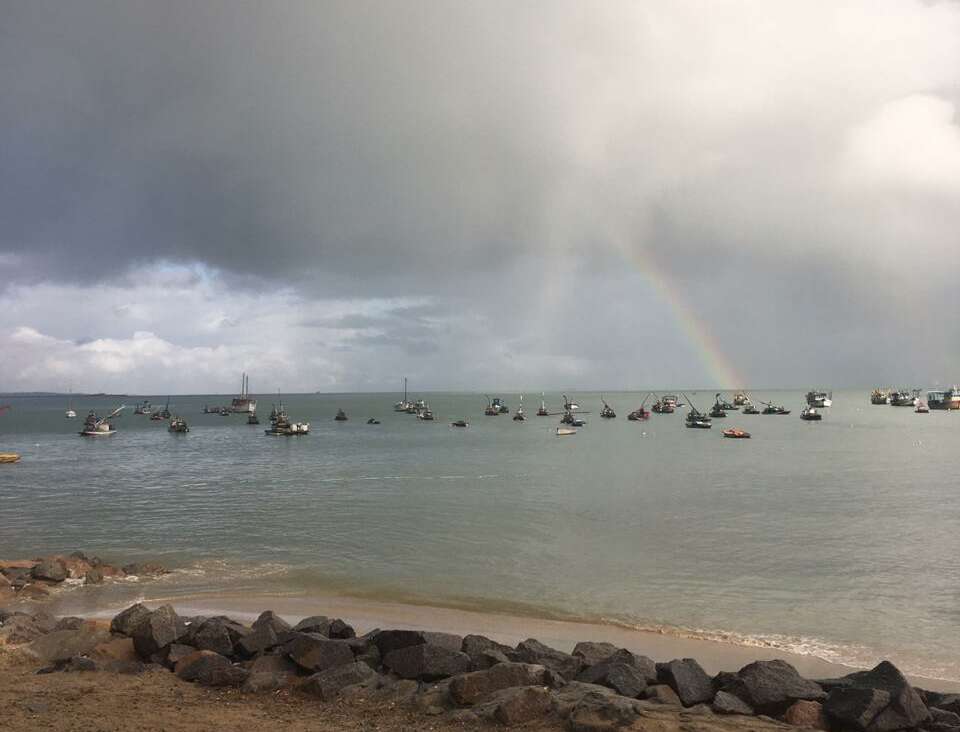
2 0 960 394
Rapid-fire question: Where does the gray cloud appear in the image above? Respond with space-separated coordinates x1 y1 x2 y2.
2 2 960 390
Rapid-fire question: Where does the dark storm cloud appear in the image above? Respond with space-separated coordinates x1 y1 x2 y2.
2 1 960 391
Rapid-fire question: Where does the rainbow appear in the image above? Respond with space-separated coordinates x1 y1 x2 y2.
624 249 744 389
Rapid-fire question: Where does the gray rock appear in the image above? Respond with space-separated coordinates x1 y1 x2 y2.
449 661 550 705
174 650 249 687
131 605 187 659
568 690 640 731
54 617 86 631
31 558 67 582
252 610 291 635
284 633 355 672
372 629 463 657
237 622 279 656
301 661 377 700
110 603 152 637
577 660 647 698
491 685 553 725
515 638 582 679
824 661 929 731
656 658 714 707
930 707 960 728
824 687 891 730
190 619 236 657
62 656 98 672
84 568 105 585
642 684 682 706
0 614 45 644
26 627 108 664
712 689 755 715
293 615 331 634
382 643 471 681
572 641 621 667
727 659 825 715
153 643 197 669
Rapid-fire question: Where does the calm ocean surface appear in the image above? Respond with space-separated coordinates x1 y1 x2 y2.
2 390 959 680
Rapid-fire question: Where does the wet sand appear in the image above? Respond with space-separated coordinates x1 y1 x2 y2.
59 589 960 694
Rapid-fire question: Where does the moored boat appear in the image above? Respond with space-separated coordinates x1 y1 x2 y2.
732 391 750 407
651 394 675 414
800 406 822 421
870 388 891 405
709 394 728 418
264 401 309 435
760 401 790 415
722 428 750 439
231 373 257 414
334 409 348 421
599 396 616 419
742 403 760 415
806 390 833 408
417 405 435 420
451 419 468 428
79 405 125 436
927 391 947 410
247 413 260 425
367 418 381 424
946 386 960 410
513 396 526 421
168 416 189 433
394 377 412 412
916 401 930 414
536 393 549 417
556 427 577 436
684 395 712 429
889 389 919 407
628 396 651 421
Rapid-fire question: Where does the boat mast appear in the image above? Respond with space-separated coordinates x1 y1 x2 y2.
403 377 407 403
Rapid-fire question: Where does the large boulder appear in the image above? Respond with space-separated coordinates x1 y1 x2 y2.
577 658 647 698
725 659 825 715
712 690 755 715
189 618 243 657
292 615 356 639
372 629 463 657
110 603 152 636
301 661 378 700
26 626 109 664
567 690 640 732
131 605 187 658
824 687 891 730
0 614 47 644
572 641 622 667
642 684 683 706
284 633 355 673
823 661 930 731
515 638 582 679
174 650 249 687
237 623 280 657
382 643 471 681
491 685 554 725
242 654 300 693
449 662 550 705
252 610 290 634
31 558 67 582
656 658 714 706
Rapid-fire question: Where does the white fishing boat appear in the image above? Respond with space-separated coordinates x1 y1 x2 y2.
65 389 77 419
800 406 822 421
805 390 832 408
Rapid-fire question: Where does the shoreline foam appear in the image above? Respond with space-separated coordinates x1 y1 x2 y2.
54 587 959 693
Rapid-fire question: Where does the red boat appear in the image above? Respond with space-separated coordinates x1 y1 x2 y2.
723 428 751 439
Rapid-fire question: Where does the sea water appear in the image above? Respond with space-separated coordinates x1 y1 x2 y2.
1 390 958 681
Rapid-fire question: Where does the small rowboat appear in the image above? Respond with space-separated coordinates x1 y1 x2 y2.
722 428 751 439
556 427 577 436
0 453 20 463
